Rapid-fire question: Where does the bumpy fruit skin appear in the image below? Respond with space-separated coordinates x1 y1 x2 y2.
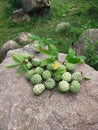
26 62 33 69
23 53 31 59
42 70 51 80
54 75 61 82
31 74 42 84
35 67 44 75
47 63 54 71
59 65 66 71
72 72 82 82
25 70 35 80
32 43 40 53
62 72 71 82
32 58 41 67
58 81 69 93
69 80 80 93
45 78 55 89
65 62 76 71
33 84 45 95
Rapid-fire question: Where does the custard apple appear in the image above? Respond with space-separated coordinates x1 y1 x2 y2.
62 72 71 82
47 63 54 71
45 78 55 90
25 70 35 80
59 65 66 71
42 70 51 80
35 67 44 75
54 75 61 82
69 80 80 93
72 72 82 82
58 81 69 93
23 53 31 59
31 74 42 84
26 62 33 69
32 43 40 53
33 84 45 95
32 58 41 66
24 59 29 63
65 62 76 71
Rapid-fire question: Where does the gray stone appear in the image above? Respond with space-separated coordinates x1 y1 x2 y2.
21 0 50 13
12 9 30 23
22 14 30 22
0 40 19 62
73 29 98 55
56 22 71 32
0 45 98 130
17 32 32 44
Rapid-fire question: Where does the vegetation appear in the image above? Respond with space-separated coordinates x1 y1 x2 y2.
0 0 98 70
6 43 85 95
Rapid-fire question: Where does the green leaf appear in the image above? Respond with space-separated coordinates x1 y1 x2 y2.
39 42 45 48
12 53 25 63
77 56 86 63
84 76 92 80
48 44 58 59
5 63 20 68
41 57 55 66
68 48 75 57
54 67 66 76
29 34 40 41
39 47 51 56
18 66 24 76
22 64 28 72
66 55 80 64
45 38 54 44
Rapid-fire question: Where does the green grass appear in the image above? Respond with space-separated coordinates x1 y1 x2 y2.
0 0 98 54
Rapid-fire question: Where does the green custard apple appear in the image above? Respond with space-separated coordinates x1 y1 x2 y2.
47 63 54 71
23 53 31 59
32 43 40 53
24 58 29 63
25 70 35 80
59 65 66 71
33 84 45 95
32 58 41 67
45 78 56 90
72 72 83 82
54 74 61 82
65 62 76 71
69 80 80 93
58 81 69 93
42 70 51 80
35 67 44 75
26 62 33 69
31 74 42 84
62 72 71 82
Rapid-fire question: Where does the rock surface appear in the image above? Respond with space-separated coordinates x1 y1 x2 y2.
12 9 30 23
73 29 98 55
17 32 32 44
0 45 98 130
0 40 19 62
21 0 50 13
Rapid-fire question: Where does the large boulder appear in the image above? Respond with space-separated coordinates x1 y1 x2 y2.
0 40 19 62
0 45 98 130
21 0 50 13
73 29 98 55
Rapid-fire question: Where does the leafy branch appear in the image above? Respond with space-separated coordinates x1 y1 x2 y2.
5 52 32 75
66 48 86 64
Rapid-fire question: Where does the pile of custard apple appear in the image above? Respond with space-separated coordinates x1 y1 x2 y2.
25 57 83 95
